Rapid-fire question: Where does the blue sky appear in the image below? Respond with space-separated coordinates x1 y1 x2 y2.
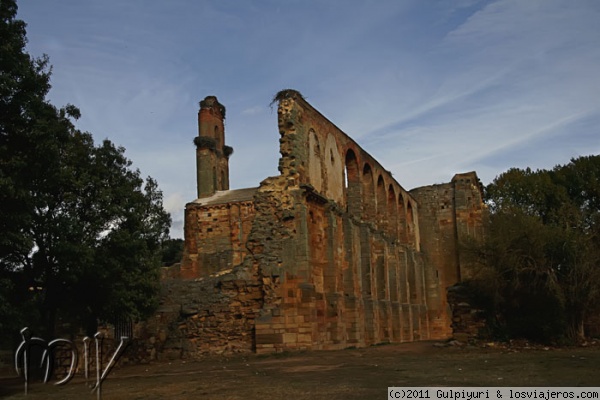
17 0 600 238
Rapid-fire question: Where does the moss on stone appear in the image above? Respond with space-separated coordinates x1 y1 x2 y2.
193 136 216 150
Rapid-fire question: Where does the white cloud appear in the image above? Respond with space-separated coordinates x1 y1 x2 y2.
16 0 600 237
241 105 266 116
163 192 187 239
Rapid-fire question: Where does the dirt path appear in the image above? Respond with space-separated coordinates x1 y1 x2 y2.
2 341 600 399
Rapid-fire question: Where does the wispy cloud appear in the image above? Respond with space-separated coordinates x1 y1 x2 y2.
164 192 187 237
16 0 600 237
241 105 266 116
357 0 600 188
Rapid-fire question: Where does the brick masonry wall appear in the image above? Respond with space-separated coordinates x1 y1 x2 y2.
180 201 254 279
410 182 458 339
451 173 486 280
249 93 433 353
410 172 486 339
135 267 262 360
447 284 487 343
139 93 486 360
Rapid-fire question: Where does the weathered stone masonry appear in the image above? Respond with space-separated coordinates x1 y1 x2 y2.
410 173 486 339
144 90 485 359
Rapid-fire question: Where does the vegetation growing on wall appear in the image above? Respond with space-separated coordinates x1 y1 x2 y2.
271 89 305 107
223 145 234 157
193 136 217 150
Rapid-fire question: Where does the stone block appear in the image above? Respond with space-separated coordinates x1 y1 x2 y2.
283 333 298 343
255 333 283 344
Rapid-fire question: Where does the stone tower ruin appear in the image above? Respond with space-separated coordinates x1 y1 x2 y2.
194 96 233 198
147 90 485 358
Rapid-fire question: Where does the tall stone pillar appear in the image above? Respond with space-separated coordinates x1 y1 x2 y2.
194 96 233 198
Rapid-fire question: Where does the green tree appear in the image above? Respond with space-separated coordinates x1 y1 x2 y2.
160 238 184 266
552 156 600 339
471 156 600 342
0 0 171 340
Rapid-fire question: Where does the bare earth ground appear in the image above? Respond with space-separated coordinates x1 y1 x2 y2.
1 341 599 400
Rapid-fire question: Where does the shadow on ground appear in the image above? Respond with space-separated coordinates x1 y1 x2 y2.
2 341 599 399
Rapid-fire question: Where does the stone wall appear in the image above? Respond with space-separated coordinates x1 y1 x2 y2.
410 172 485 339
447 284 487 343
242 91 433 353
136 267 262 360
451 173 486 280
141 91 486 359
250 184 430 353
181 199 254 279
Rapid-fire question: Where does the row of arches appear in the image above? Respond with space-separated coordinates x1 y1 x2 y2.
345 149 417 247
308 130 344 203
307 130 417 247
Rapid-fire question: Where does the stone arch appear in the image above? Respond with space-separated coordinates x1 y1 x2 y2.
387 184 398 238
344 149 361 216
214 125 221 149
362 164 375 222
398 193 407 243
407 201 416 246
324 133 343 203
376 175 387 232
308 129 323 192
212 166 217 192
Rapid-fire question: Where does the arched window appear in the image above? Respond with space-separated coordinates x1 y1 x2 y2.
398 193 407 243
362 164 375 222
387 185 398 238
376 175 387 232
308 130 323 192
344 149 361 216
407 201 415 246
324 134 343 203
212 166 217 193
214 125 221 149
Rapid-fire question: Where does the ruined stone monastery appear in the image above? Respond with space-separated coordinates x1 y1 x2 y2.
145 90 485 358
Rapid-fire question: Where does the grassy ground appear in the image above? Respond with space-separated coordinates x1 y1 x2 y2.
2 341 599 399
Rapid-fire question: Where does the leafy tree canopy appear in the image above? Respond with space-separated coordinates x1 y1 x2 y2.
160 238 184 267
0 0 171 341
470 155 600 342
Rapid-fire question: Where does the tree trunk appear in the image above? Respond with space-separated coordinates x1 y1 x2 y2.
567 311 586 342
85 315 99 337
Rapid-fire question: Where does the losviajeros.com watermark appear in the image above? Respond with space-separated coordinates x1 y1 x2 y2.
388 387 600 400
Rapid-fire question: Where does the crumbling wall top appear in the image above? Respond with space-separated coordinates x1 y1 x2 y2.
271 89 305 105
271 88 416 204
199 95 226 119
451 171 484 199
